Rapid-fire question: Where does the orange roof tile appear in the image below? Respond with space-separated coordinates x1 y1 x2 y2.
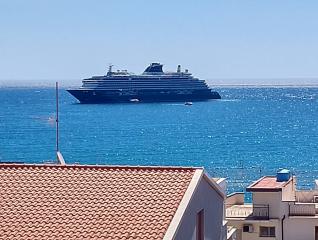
246 176 292 192
0 164 197 240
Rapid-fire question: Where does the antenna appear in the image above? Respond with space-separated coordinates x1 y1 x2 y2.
55 82 65 165
56 82 59 154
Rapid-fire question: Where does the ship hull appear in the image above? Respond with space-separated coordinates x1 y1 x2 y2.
67 89 221 103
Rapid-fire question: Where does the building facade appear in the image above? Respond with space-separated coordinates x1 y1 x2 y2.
226 170 318 240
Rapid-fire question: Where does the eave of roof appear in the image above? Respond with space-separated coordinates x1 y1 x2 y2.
246 176 293 192
163 169 204 240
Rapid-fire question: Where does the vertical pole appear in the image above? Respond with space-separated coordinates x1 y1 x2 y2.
55 82 65 165
56 82 59 159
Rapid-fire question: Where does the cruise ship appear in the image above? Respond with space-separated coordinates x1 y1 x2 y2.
67 63 221 103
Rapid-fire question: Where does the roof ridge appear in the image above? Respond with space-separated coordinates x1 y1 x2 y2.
0 163 202 171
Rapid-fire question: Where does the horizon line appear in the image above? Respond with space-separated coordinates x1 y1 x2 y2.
1 77 318 81
1 83 318 89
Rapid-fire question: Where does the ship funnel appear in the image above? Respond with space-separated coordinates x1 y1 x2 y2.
108 64 113 73
177 65 181 73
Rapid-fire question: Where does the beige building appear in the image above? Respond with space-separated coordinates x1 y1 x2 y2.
226 170 318 240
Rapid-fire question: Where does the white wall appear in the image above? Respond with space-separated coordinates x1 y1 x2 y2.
284 217 318 240
252 192 283 219
296 190 318 202
173 177 224 240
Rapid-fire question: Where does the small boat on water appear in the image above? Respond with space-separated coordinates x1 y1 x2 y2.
184 102 193 106
130 98 140 103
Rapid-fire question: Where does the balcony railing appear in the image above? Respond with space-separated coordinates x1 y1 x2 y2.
226 204 269 220
289 202 317 216
253 204 270 219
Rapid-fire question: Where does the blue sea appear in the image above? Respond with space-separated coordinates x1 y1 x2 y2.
0 87 317 192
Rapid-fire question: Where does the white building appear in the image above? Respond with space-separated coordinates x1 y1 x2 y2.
226 169 318 240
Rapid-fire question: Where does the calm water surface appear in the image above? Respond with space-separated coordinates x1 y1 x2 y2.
0 87 317 192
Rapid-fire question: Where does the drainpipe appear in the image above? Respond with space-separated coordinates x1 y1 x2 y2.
281 215 285 240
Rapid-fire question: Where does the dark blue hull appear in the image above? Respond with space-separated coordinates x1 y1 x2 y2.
67 89 221 103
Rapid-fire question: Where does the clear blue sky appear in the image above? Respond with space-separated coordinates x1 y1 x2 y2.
1 0 318 85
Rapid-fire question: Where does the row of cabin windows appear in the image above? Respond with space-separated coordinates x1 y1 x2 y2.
83 83 207 86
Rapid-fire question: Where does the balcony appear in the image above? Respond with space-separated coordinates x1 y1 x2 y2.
289 202 318 216
226 204 269 220
225 192 269 220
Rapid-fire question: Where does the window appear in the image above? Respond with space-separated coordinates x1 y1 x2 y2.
243 224 253 233
260 226 275 237
243 225 250 232
196 209 204 240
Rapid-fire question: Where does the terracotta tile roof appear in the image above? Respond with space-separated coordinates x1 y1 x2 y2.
0 164 197 240
246 176 292 192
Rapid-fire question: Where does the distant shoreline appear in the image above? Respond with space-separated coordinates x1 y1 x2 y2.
212 84 318 88
1 84 318 89
1 79 318 89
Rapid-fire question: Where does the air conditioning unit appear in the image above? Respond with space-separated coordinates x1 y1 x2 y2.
313 196 318 203
243 224 254 233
